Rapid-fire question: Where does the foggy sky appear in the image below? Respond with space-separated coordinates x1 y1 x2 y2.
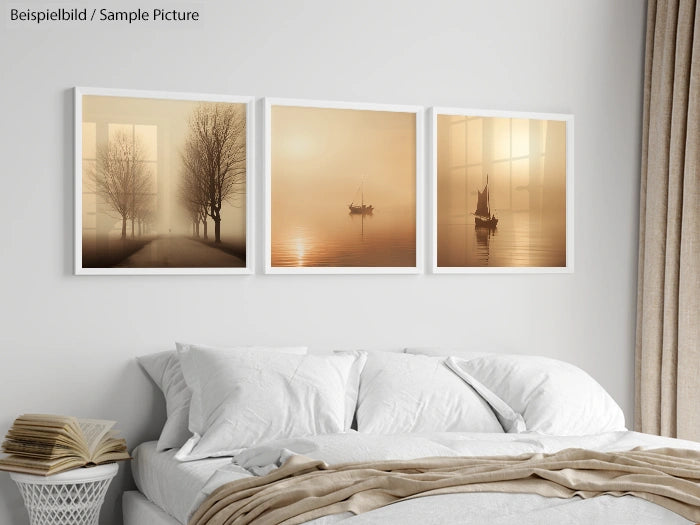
271 105 416 214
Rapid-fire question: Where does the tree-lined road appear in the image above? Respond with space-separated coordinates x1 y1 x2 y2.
115 236 244 268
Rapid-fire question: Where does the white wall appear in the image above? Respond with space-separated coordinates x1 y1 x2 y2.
0 1 646 523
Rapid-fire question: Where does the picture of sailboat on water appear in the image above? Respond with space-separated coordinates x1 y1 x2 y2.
433 108 572 272
266 99 421 273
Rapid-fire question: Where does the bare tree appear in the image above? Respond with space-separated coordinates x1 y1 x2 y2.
93 130 152 239
179 141 210 239
134 196 156 237
179 182 201 237
183 102 246 243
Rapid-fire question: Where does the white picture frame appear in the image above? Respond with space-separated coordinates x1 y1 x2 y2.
263 97 424 274
74 87 255 275
430 106 574 274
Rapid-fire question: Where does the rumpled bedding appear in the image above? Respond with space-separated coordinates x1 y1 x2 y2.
190 447 700 525
181 431 700 525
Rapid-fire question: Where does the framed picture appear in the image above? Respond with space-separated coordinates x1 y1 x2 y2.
74 87 254 275
431 107 574 273
264 98 423 274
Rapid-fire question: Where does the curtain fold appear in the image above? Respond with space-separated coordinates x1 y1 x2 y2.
635 0 699 441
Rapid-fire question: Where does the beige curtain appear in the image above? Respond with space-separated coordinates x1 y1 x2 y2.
635 0 699 441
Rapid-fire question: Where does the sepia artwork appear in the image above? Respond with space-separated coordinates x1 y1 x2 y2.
74 88 254 274
264 98 423 274
432 108 574 273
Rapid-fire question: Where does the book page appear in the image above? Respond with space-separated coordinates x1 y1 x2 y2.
0 453 86 476
15 414 74 425
92 432 129 461
77 419 115 457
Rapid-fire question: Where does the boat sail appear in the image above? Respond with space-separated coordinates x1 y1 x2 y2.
348 182 373 215
473 174 498 228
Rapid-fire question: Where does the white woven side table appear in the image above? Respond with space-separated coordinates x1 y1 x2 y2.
10 463 118 525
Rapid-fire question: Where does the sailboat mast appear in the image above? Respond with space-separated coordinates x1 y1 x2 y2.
486 173 490 215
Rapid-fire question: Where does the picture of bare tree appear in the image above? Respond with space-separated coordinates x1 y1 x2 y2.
76 88 252 274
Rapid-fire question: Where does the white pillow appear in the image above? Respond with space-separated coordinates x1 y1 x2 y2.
354 352 503 434
446 354 626 436
137 344 307 451
175 346 366 460
137 350 192 451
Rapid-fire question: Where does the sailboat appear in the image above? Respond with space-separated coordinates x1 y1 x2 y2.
473 174 498 228
348 182 373 215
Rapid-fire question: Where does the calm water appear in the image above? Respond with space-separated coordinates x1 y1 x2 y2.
272 205 416 267
438 209 566 267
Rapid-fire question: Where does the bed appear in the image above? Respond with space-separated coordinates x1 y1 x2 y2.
125 344 700 525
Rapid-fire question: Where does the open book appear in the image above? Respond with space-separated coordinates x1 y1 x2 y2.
0 414 130 476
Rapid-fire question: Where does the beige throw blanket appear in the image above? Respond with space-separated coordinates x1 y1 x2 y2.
190 447 700 525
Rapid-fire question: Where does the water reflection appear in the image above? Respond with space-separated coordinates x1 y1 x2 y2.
272 205 414 267
294 236 307 266
474 225 493 266
438 209 565 267
348 210 374 239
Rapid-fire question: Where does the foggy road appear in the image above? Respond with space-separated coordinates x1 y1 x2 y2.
115 235 245 268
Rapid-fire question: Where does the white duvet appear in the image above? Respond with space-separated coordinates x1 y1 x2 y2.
137 431 700 525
